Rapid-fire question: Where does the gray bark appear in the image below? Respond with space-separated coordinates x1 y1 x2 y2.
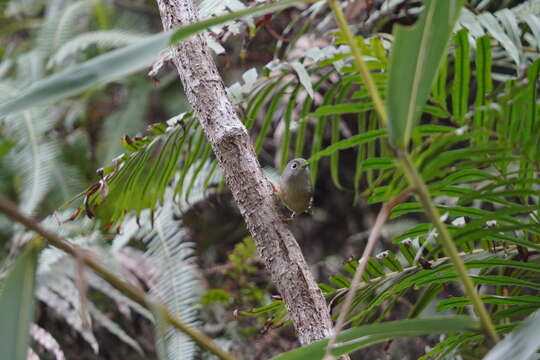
155 0 334 346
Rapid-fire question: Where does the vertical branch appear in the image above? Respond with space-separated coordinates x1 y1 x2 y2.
155 0 334 345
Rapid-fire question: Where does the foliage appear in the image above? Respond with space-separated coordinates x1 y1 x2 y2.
0 239 43 360
387 0 464 148
0 0 539 359
272 316 478 360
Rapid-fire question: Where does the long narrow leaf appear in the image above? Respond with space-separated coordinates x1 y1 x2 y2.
0 239 43 360
307 129 387 163
0 0 314 117
451 29 471 123
483 309 540 360
271 316 477 360
386 0 464 148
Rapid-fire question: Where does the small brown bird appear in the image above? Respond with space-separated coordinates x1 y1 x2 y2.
278 158 313 218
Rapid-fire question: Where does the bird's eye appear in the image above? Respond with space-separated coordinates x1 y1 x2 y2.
291 163 297 169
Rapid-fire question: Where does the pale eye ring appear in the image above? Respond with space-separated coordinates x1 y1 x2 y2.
291 163 297 169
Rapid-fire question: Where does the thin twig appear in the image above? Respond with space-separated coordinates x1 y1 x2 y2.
0 195 236 360
323 189 412 360
74 254 90 329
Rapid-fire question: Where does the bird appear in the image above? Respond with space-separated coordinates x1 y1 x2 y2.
277 158 313 219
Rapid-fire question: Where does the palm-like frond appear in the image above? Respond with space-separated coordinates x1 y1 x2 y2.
1 53 59 213
143 203 202 360
230 20 538 359
37 0 96 55
83 116 196 224
28 211 153 354
4 110 58 214
109 171 210 359
80 19 532 225
458 9 540 78
30 324 65 360
48 30 150 68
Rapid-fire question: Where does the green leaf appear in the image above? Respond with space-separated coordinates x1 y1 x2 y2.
307 129 386 163
295 71 333 157
408 284 443 319
309 80 342 185
0 137 14 160
360 158 394 170
86 122 189 223
437 296 540 312
0 0 312 117
451 29 470 123
309 103 374 117
494 305 538 321
0 31 170 116
280 85 301 170
271 316 478 360
330 116 343 189
241 301 284 316
484 310 540 360
386 0 464 148
291 61 314 99
471 275 540 291
0 239 43 360
255 84 289 153
474 36 493 139
432 55 448 108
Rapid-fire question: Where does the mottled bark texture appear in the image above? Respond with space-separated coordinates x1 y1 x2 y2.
155 0 334 345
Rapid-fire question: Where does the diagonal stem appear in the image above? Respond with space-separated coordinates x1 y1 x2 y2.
325 0 499 345
0 195 236 360
324 189 412 359
399 152 500 343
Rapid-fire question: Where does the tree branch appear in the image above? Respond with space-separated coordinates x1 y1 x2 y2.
155 0 334 345
0 196 235 360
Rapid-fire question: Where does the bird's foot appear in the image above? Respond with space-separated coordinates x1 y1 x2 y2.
280 212 296 222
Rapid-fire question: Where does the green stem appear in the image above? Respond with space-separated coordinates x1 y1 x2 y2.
0 196 236 360
326 0 388 127
399 152 500 343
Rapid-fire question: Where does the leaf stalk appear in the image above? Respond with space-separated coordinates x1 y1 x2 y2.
0 196 236 360
399 152 500 343
326 0 388 127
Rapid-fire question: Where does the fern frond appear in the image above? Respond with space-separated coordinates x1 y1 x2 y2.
87 302 143 354
511 0 540 19
457 8 540 76
30 323 65 360
29 211 153 354
143 191 203 360
84 270 153 320
37 0 95 55
36 274 100 353
83 116 196 224
4 0 45 17
48 30 150 68
4 110 58 214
